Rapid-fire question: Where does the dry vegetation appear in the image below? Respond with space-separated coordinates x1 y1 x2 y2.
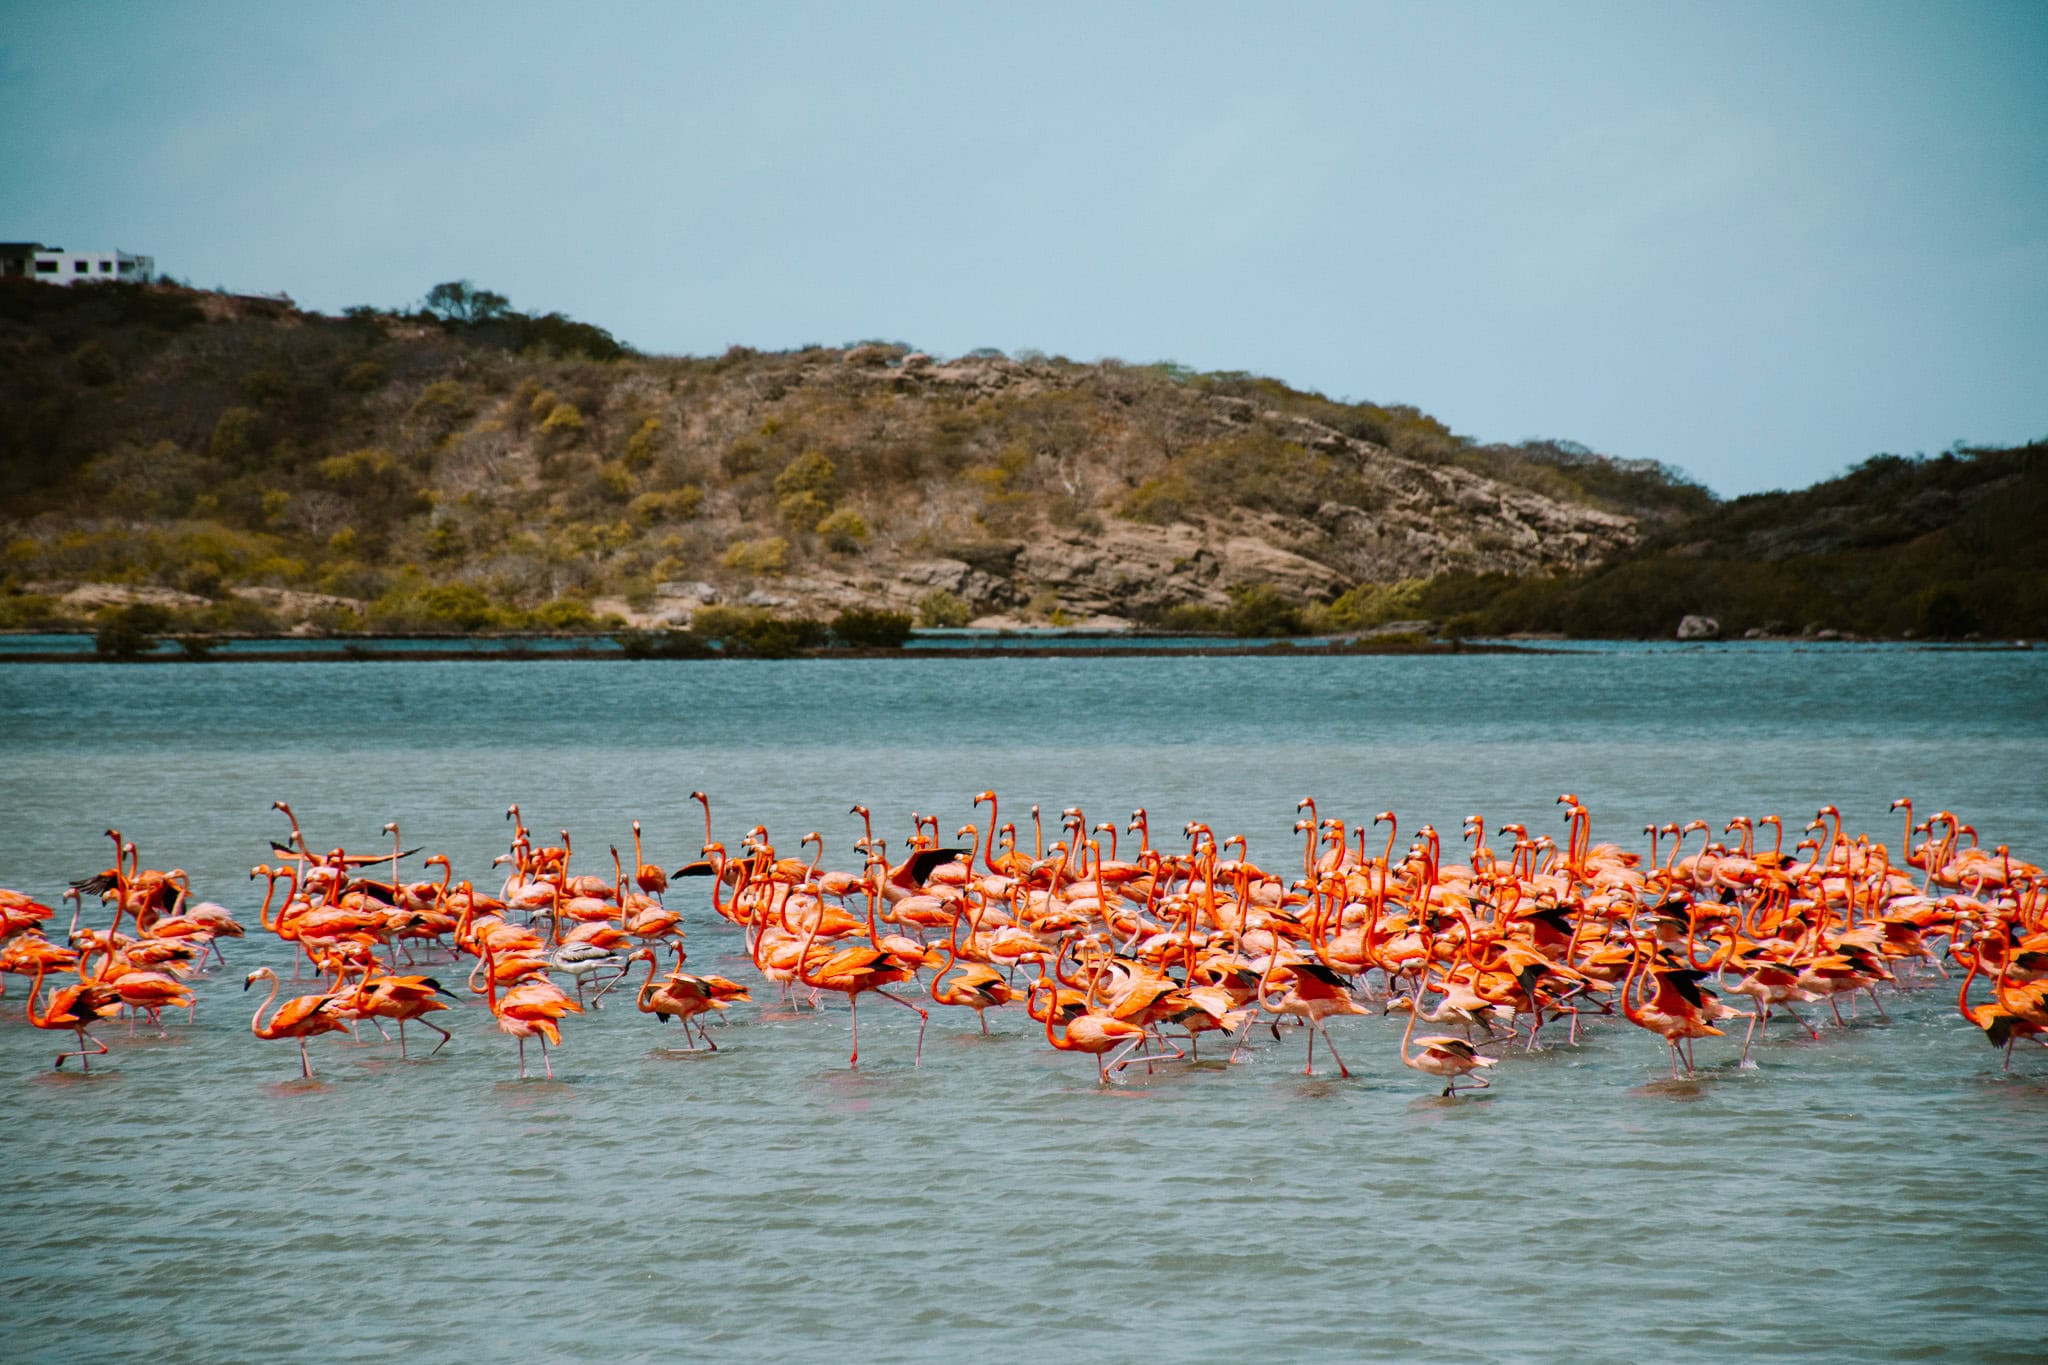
2 279 2037 642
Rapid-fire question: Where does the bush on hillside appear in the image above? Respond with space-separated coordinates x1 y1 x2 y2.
831 608 913 649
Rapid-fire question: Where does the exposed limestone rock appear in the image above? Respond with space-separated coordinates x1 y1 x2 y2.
1676 614 1721 640
230 586 365 618
54 583 211 612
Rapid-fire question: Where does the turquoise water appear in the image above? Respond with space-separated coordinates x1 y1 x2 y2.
2 651 2046 1362
0 629 1339 653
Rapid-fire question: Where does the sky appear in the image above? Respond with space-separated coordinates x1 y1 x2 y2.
3 1 2043 495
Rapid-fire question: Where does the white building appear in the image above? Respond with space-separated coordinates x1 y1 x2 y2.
0 242 154 285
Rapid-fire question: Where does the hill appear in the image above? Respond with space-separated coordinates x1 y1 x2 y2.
1382 439 2047 639
0 279 2035 642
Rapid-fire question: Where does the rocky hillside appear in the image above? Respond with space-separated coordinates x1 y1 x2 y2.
0 280 1709 634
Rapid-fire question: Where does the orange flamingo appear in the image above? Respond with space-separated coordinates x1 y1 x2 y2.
244 965 350 1078
1027 976 1149 1083
26 957 121 1071
792 853 929 1067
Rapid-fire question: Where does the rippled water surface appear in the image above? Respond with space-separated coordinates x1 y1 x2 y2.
3 650 2046 1362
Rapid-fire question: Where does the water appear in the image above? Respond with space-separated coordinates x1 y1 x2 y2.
0 629 1362 654
2 650 2045 1362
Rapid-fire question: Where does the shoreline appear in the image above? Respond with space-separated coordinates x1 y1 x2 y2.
0 636 2033 664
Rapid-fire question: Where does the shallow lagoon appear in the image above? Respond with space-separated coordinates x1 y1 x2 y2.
3 649 2045 1362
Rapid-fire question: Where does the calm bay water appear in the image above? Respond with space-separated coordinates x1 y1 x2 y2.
2 648 2045 1362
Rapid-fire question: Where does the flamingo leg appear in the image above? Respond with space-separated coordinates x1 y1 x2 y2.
1316 1022 1352 1078
425 1018 452 1056
1304 1021 1315 1075
56 1027 108 1071
1226 1016 1255 1064
876 990 929 1066
1103 1036 1148 1080
516 1035 528 1078
1783 1002 1821 1039
299 1037 312 1078
848 993 860 1067
540 1034 553 1079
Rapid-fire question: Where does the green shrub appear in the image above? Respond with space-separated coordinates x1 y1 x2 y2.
916 589 972 628
1914 584 1978 638
318 446 398 490
690 606 826 657
199 597 280 633
0 593 62 630
94 603 170 658
816 506 870 551
777 489 831 530
773 450 837 503
728 615 825 656
539 401 585 435
208 407 262 467
1160 603 1225 632
1119 474 1192 525
722 536 789 574
340 359 385 392
1224 583 1304 636
623 417 661 470
369 582 509 631
528 598 599 630
831 608 913 648
615 628 713 659
1325 579 1428 629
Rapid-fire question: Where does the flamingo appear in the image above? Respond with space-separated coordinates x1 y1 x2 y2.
25 957 122 1071
792 854 929 1068
243 966 350 1079
1027 976 1149 1083
1387 992 1498 1096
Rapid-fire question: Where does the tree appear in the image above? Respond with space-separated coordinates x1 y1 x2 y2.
423 280 511 325
94 603 170 659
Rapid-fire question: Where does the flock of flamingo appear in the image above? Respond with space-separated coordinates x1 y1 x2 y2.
3 791 2044 1090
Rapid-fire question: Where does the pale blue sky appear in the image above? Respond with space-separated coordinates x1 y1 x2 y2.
4 1 2043 494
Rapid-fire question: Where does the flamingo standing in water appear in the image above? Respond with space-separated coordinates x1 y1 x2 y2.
244 966 350 1078
478 945 582 1079
1386 992 1498 1096
929 910 1021 1033
26 957 121 1071
611 946 751 1050
345 965 457 1058
1027 976 1148 1083
631 821 668 901
1256 953 1368 1078
792 852 930 1067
